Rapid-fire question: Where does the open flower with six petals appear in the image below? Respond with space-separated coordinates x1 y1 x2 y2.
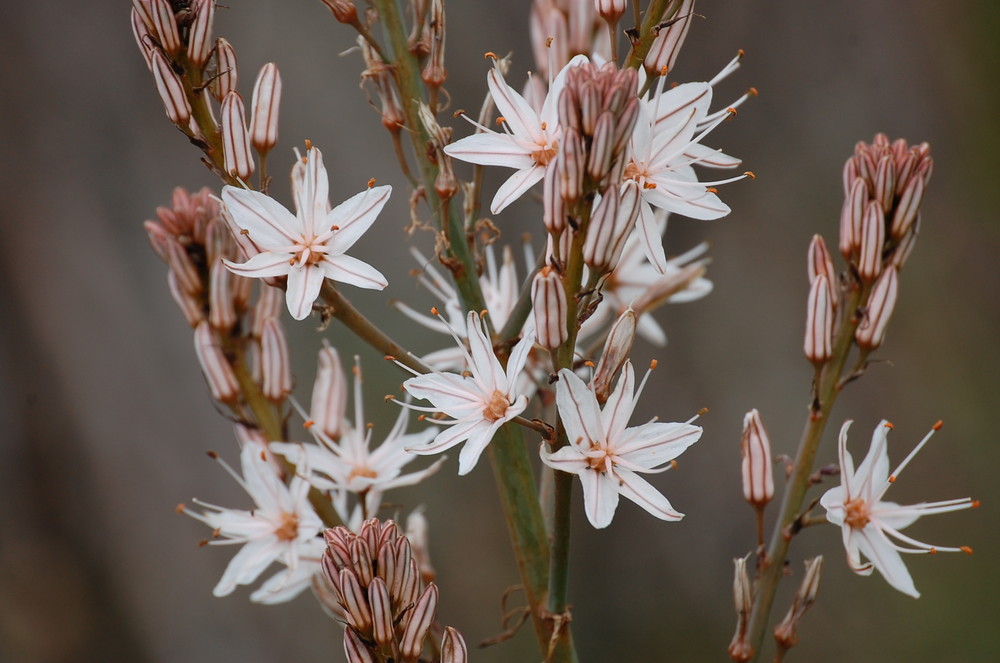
221 146 390 320
541 362 702 529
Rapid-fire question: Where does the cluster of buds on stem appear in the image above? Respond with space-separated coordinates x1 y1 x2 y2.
131 0 282 185
842 134 931 350
145 187 293 422
322 519 467 663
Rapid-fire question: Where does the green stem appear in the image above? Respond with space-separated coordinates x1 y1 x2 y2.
623 0 674 70
745 281 870 660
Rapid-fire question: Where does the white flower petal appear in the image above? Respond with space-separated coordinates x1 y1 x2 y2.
555 369 604 450
285 264 325 320
224 252 292 279
488 67 542 142
491 165 545 214
222 186 302 245
616 468 684 521
444 133 536 169
326 185 392 251
320 254 388 291
580 469 620 529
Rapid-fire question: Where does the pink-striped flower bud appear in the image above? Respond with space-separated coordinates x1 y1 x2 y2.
132 0 155 33
204 215 234 267
131 9 154 70
888 215 919 270
193 321 238 402
577 79 600 137
164 236 201 295
367 577 393 646
250 63 281 155
558 128 585 205
144 219 171 261
441 627 468 663
804 273 833 364
595 0 627 23
310 344 348 440
151 51 191 125
531 265 568 349
400 584 438 660
337 569 373 632
855 266 898 350
838 178 867 259
343 628 376 663
211 38 238 103
587 111 615 182
889 172 924 240
874 153 896 214
543 158 566 234
208 260 238 332
250 284 284 337
187 0 215 67
221 91 255 180
643 0 695 77
741 409 774 507
857 200 885 282
168 270 205 327
149 0 181 56
260 317 292 401
592 307 636 403
584 181 640 272
807 234 838 307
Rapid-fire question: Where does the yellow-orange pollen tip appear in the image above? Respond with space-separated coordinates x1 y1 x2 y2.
650 359 659 370
961 546 974 555
303 420 315 429
367 177 376 188
484 51 497 60
275 512 300 542
175 503 186 514
932 420 944 431
304 139 313 150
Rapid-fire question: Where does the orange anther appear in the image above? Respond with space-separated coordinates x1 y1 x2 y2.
660 65 668 77
884 421 895 429
972 500 981 508
430 306 440 315
961 546 974 555
366 422 374 429
240 228 250 235
748 87 759 96
738 48 745 57
304 420 315 428
384 394 395 402
496 116 506 126
698 407 709 416
206 450 219 459
650 359 659 370
929 548 937 554
540 121 547 131
545 37 554 48
706 187 718 194
259 450 267 461
888 475 897 483
384 355 396 361
175 503 186 513
932 420 944 430
669 460 679 470
304 139 313 150
198 539 209 547
367 177 376 188
727 107 738 116
744 171 756 180
584 360 595 367
484 51 497 60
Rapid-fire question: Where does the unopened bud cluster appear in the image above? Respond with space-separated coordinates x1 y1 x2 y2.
131 0 282 182
322 519 467 663
145 187 292 410
841 135 931 350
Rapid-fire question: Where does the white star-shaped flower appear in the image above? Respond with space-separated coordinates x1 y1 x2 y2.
183 443 324 601
540 362 702 529
271 355 443 521
221 146 390 320
398 311 535 475
820 420 976 598
444 55 587 214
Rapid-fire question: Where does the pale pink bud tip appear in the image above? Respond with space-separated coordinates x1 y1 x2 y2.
741 409 774 507
260 318 292 401
250 63 282 154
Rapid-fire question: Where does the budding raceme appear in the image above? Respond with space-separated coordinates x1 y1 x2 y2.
740 409 773 508
532 265 569 350
804 273 833 364
250 63 282 155
807 234 838 307
322 519 465 662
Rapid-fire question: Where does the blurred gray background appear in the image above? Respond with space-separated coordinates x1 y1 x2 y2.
1 1 997 661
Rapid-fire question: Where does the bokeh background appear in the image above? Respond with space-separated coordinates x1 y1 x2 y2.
1 1 997 661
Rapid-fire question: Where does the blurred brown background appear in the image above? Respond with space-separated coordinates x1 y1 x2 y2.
1 1 997 661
